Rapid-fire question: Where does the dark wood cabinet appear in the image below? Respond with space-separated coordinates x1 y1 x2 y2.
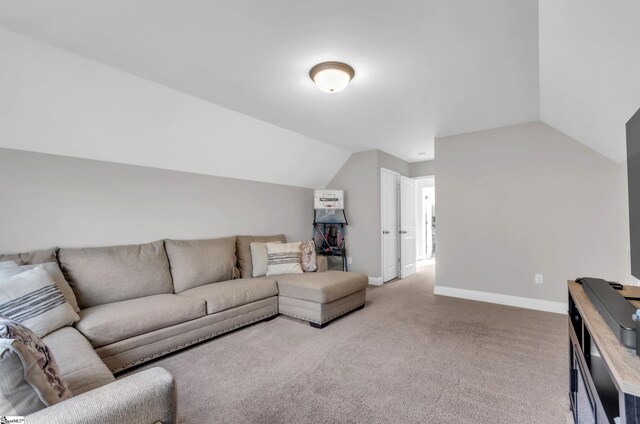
569 282 640 424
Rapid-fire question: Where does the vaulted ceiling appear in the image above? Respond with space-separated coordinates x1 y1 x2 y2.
539 0 640 163
0 0 540 163
0 0 637 179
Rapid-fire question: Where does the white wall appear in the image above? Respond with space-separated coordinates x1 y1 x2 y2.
0 27 350 189
0 148 312 253
435 122 629 305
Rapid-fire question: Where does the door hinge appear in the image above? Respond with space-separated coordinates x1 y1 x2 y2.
570 368 577 393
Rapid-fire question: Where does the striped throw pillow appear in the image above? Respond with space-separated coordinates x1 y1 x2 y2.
0 266 79 338
266 242 303 276
0 262 81 313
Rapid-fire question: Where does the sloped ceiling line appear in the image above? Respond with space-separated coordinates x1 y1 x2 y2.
0 27 350 189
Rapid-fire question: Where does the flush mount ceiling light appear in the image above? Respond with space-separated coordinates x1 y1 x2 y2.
309 62 355 93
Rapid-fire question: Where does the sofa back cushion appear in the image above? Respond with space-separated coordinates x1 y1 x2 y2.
165 237 238 293
57 240 173 309
0 248 57 266
236 235 287 278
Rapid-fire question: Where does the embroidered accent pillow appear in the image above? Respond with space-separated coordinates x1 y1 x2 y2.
266 242 303 276
0 317 72 415
0 266 79 338
0 262 81 313
300 241 318 272
250 241 282 277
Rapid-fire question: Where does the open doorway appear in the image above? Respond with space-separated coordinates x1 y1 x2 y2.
415 176 435 266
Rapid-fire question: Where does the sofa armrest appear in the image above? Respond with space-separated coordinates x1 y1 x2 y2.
26 367 177 424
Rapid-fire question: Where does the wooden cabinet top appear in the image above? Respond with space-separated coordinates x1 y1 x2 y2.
568 280 640 396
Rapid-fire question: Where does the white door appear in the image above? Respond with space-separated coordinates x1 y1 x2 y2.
381 170 399 282
400 176 417 278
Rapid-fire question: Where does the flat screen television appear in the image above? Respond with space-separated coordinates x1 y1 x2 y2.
627 107 640 280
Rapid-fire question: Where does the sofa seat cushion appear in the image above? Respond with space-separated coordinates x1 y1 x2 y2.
76 294 206 348
179 278 278 314
42 326 115 395
274 271 368 304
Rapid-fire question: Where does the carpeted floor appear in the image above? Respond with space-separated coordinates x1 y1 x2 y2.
136 265 571 423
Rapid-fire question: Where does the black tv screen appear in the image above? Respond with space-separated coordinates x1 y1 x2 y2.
627 108 640 280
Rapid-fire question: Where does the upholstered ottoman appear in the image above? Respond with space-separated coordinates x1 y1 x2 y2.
275 271 368 328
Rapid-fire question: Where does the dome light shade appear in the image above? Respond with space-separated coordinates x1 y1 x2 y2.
309 62 355 93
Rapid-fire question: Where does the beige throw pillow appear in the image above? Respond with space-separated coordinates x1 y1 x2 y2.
250 241 282 277
236 235 287 278
266 242 303 276
0 317 72 415
0 262 81 313
0 267 79 337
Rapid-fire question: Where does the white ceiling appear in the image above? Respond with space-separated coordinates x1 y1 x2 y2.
539 0 640 163
0 0 541 162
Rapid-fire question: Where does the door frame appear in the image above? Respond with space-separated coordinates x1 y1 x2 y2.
414 175 435 260
380 167 400 282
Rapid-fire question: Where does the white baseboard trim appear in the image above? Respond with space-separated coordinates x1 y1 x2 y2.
433 285 567 314
368 276 384 286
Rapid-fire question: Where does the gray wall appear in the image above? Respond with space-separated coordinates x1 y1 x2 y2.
379 150 411 176
0 148 312 253
410 160 435 177
327 150 410 278
326 151 379 277
435 122 629 303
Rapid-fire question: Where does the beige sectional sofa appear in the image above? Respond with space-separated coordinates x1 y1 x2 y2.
2 234 368 423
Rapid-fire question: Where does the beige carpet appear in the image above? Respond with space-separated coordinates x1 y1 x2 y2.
135 265 570 423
